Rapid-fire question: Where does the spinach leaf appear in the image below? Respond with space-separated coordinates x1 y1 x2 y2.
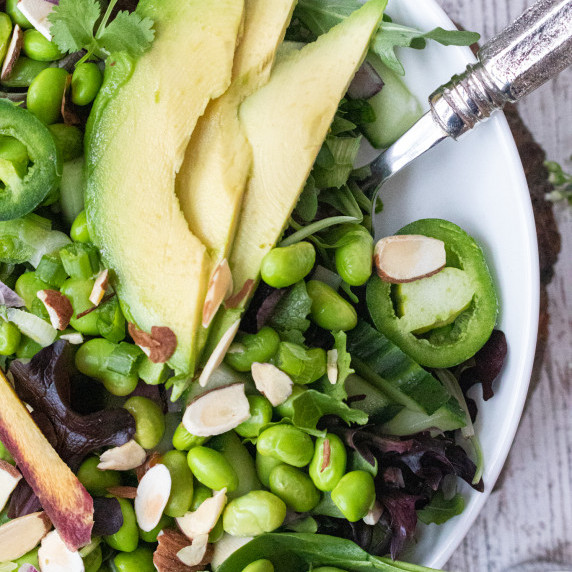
269 282 312 344
416 491 465 525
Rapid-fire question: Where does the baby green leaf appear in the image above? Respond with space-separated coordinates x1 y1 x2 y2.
416 491 465 525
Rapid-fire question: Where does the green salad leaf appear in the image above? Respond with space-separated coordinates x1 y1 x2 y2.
416 491 465 525
268 281 313 344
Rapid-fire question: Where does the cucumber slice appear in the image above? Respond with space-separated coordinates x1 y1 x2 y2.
360 52 423 149
345 373 403 424
346 320 450 415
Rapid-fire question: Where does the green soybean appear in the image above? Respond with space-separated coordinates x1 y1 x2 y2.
76 338 139 396
191 482 212 510
243 560 275 572
71 62 103 106
139 514 173 543
61 277 99 335
77 455 121 496
23 29 63 61
124 396 165 450
223 491 286 536
306 280 357 331
309 433 347 492
0 14 13 65
330 470 375 522
269 464 320 512
235 395 273 439
114 546 155 572
255 452 283 489
15 272 49 310
172 422 208 451
6 0 32 28
225 326 280 372
0 57 49 88
275 342 326 385
83 544 102 572
48 123 83 162
260 242 316 288
0 319 20 355
70 210 91 243
256 425 314 468
27 67 70 125
104 497 138 552
162 450 194 517
187 446 239 492
335 232 373 287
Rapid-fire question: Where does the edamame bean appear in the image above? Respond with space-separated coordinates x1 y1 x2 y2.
16 335 42 359
187 446 239 492
0 14 13 65
255 452 283 489
75 338 139 396
27 67 70 125
124 396 165 450
70 210 91 243
104 497 138 552
83 544 102 572
191 482 212 511
306 280 357 331
48 123 83 162
161 450 194 517
6 0 32 28
274 385 306 419
223 491 286 536
275 342 326 385
243 560 275 572
0 57 49 88
172 422 208 451
0 320 20 355
330 470 375 522
260 242 316 288
114 546 155 572
22 29 63 61
309 433 347 492
71 62 103 106
256 425 314 468
61 277 99 335
15 271 49 309
269 464 320 512
225 327 280 372
335 231 373 287
139 514 173 543
235 395 273 439
77 455 121 496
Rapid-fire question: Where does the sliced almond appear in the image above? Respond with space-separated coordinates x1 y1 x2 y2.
154 529 212 572
135 463 171 532
182 384 249 437
59 332 84 345
202 259 233 328
0 511 52 561
38 529 84 572
1 25 23 81
37 290 73 331
128 323 177 364
326 349 338 384
224 279 254 310
363 500 383 526
98 439 147 471
176 488 227 540
374 234 446 284
89 269 109 306
106 485 138 500
0 459 21 512
211 535 253 571
177 533 209 567
198 319 240 387
251 362 293 406
15 0 55 40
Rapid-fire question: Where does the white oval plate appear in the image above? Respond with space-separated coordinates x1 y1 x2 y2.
372 0 539 568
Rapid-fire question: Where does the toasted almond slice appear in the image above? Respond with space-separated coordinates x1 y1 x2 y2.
89 269 109 306
106 485 138 500
128 323 177 364
98 440 147 471
38 529 84 572
0 459 21 512
1 25 23 81
374 235 446 283
251 362 293 406
37 290 73 331
202 259 233 328
211 535 253 570
176 488 227 540
182 385 249 437
198 319 240 387
363 500 383 526
59 332 84 345
15 0 54 40
0 511 52 561
177 533 209 567
327 349 338 384
135 464 171 532
154 529 210 572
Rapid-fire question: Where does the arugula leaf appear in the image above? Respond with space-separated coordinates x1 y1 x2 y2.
269 281 312 344
49 0 101 54
416 491 465 525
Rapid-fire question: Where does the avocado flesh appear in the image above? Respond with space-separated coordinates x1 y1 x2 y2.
84 0 244 375
395 267 475 334
176 0 296 259
229 0 388 295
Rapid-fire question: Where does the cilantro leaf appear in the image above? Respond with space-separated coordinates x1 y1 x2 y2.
98 10 155 58
269 282 312 344
49 0 100 54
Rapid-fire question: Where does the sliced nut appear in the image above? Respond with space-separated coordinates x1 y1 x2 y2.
198 319 240 387
1 25 23 81
135 463 171 532
224 279 254 310
327 349 338 384
59 332 84 345
211 534 253 570
98 439 147 471
89 269 109 306
0 459 21 512
176 488 227 540
202 259 233 328
128 323 177 363
182 384 250 437
37 290 73 331
154 528 212 572
38 529 84 572
363 500 383 526
135 451 161 482
106 485 138 499
177 533 209 567
251 362 293 406
374 234 446 284
15 0 55 40
0 511 52 561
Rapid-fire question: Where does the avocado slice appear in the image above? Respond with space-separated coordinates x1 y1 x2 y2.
84 0 244 375
176 0 296 259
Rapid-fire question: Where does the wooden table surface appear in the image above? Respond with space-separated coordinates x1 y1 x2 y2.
434 1 572 571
